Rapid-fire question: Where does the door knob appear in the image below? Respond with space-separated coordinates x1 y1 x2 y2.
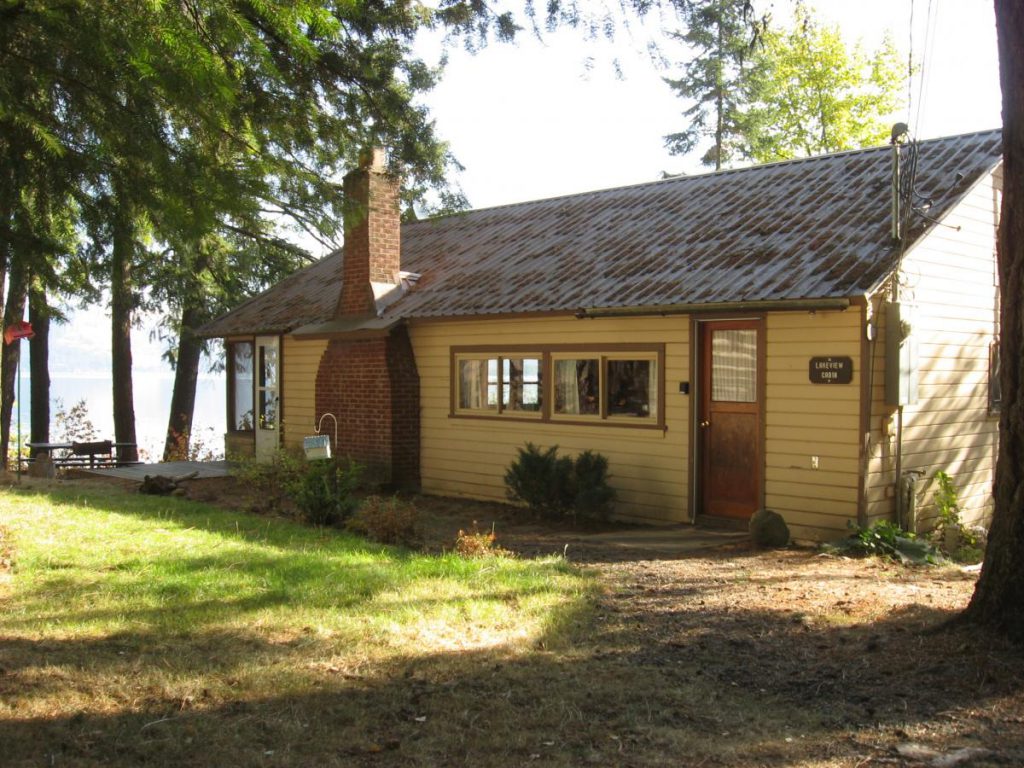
700 420 710 428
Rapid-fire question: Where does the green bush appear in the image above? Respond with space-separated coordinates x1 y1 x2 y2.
826 520 940 565
504 443 574 518
286 458 362 527
932 470 978 559
572 450 616 520
504 443 616 522
232 450 306 513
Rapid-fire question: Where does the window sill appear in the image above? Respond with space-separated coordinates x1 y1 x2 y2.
449 412 666 431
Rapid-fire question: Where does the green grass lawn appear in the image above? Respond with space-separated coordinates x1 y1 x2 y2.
0 481 594 766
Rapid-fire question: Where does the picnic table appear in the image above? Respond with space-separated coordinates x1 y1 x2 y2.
24 440 140 470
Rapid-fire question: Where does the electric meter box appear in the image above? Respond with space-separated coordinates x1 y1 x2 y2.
884 301 919 406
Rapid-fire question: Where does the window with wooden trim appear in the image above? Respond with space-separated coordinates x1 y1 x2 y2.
452 346 663 427
229 341 255 431
605 357 658 418
553 357 600 416
455 354 543 415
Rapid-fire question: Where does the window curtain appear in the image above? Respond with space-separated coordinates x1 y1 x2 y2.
711 329 756 403
556 360 580 413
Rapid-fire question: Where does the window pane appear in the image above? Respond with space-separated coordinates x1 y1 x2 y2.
487 358 499 408
607 359 656 417
259 345 278 389
258 344 279 429
232 343 254 431
259 389 279 430
712 329 757 402
459 358 498 410
554 359 599 415
503 357 542 412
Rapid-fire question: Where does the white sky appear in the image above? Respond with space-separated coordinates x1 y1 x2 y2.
44 0 1002 449
411 0 1000 217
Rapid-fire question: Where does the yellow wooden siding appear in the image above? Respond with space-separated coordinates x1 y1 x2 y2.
281 336 328 451
763 308 864 539
410 315 692 523
866 167 1000 530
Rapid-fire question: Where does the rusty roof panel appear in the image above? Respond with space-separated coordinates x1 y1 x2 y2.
200 130 1001 337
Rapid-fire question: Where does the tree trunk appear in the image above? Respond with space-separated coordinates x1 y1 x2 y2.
110 205 139 464
0 257 29 469
28 279 50 457
162 301 204 461
961 0 1024 642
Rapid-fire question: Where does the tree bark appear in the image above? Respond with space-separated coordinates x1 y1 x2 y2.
28 278 50 457
0 256 29 469
110 203 139 464
962 0 1024 642
162 301 204 461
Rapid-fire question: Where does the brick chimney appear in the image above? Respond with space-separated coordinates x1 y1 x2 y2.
336 147 401 318
315 146 420 490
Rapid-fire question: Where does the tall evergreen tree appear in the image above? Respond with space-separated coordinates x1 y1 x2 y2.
662 0 762 170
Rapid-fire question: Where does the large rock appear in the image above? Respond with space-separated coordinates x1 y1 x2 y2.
750 508 790 548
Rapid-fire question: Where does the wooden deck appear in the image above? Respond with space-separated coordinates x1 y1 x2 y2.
78 460 232 481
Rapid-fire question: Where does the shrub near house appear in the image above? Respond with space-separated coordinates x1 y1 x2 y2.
505 443 615 522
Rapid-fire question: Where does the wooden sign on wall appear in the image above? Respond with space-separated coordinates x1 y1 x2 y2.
808 356 853 384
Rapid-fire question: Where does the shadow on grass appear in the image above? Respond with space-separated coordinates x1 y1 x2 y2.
2 581 1023 766
3 484 1023 766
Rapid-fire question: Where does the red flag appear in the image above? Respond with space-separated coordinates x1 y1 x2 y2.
3 320 34 345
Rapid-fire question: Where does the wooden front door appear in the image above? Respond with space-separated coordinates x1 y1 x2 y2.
698 320 762 519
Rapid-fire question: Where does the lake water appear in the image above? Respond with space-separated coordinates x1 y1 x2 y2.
14 374 226 460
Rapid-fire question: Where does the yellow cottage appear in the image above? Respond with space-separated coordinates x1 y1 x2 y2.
200 130 1003 542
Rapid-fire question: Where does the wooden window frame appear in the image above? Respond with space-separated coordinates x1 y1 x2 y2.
227 339 256 434
453 351 545 419
450 344 666 431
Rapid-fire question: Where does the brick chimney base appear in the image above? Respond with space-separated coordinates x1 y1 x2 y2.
314 326 420 488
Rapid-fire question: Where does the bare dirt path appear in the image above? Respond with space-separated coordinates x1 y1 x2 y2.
410 494 1024 766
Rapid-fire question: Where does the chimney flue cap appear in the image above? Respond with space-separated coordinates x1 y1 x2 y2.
358 146 387 171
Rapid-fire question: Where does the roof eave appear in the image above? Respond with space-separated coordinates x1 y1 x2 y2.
290 315 401 340
576 297 853 319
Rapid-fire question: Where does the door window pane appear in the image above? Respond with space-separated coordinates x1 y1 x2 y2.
712 329 757 402
607 359 657 417
503 357 542 411
232 342 254 431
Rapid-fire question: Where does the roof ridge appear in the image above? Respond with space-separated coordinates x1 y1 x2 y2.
405 128 1002 227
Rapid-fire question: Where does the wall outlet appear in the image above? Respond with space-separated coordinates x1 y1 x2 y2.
811 455 820 470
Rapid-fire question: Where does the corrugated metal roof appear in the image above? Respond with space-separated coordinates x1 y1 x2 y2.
199 129 1001 337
